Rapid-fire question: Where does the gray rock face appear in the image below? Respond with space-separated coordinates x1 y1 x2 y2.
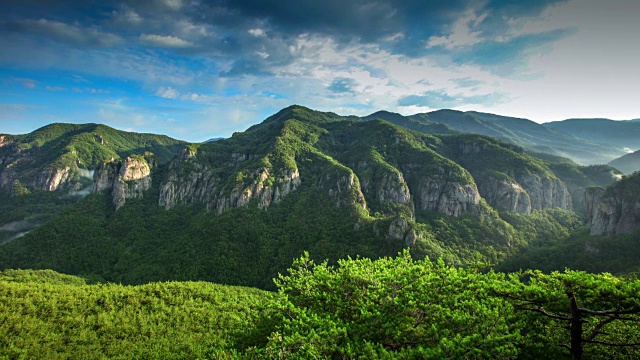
376 171 411 206
215 167 302 214
479 179 532 214
358 163 412 210
585 187 640 235
518 173 571 210
413 176 482 217
32 166 74 191
325 171 367 210
93 156 152 210
159 149 303 213
0 139 84 193
386 217 423 247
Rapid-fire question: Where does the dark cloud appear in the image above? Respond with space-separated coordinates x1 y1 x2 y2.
328 78 359 94
0 0 572 78
397 90 508 108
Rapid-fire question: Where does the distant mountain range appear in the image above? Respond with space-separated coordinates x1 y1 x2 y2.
544 118 640 152
609 150 640 174
364 109 637 166
3 105 639 289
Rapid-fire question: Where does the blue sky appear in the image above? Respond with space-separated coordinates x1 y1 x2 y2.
1 0 639 142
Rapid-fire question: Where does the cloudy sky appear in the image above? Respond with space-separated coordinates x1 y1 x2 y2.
1 0 639 141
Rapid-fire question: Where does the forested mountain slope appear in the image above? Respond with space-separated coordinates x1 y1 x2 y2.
1 105 628 289
0 123 184 195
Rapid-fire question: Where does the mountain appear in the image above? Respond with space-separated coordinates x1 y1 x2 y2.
608 150 640 174
362 110 457 135
0 123 185 195
0 105 636 289
365 109 624 165
204 137 225 142
544 118 640 153
0 124 185 243
0 105 590 288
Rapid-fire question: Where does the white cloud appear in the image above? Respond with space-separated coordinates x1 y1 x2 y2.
17 19 121 47
140 34 193 48
156 86 180 99
248 28 266 37
426 7 488 49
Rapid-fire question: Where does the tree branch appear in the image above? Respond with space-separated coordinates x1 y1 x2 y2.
578 307 640 316
584 317 615 344
583 340 640 347
521 306 572 321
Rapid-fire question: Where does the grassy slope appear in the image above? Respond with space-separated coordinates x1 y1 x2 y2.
0 269 270 359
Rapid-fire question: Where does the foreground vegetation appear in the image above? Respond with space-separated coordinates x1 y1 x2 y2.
2 253 639 359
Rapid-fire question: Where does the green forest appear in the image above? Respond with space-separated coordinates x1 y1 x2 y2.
2 254 639 359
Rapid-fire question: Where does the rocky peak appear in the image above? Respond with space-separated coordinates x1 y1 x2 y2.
93 155 153 210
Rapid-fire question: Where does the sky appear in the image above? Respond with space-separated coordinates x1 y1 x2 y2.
1 0 639 142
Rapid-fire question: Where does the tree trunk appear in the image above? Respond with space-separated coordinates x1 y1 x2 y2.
569 293 583 360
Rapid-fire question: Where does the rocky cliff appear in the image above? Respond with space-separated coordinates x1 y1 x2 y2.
478 178 532 214
0 123 183 196
516 173 571 211
444 137 571 214
159 146 304 213
93 154 154 210
0 141 83 194
585 174 640 235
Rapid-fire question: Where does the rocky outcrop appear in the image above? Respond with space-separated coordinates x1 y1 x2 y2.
0 135 8 147
476 172 570 214
215 167 301 214
0 140 85 193
93 155 153 209
386 217 423 247
325 171 367 210
414 178 482 216
479 178 532 214
517 173 571 210
159 149 303 213
31 166 74 191
431 181 479 216
585 181 640 235
357 162 413 212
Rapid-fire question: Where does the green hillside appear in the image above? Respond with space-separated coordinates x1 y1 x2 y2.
0 123 185 193
3 258 640 359
0 269 269 359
